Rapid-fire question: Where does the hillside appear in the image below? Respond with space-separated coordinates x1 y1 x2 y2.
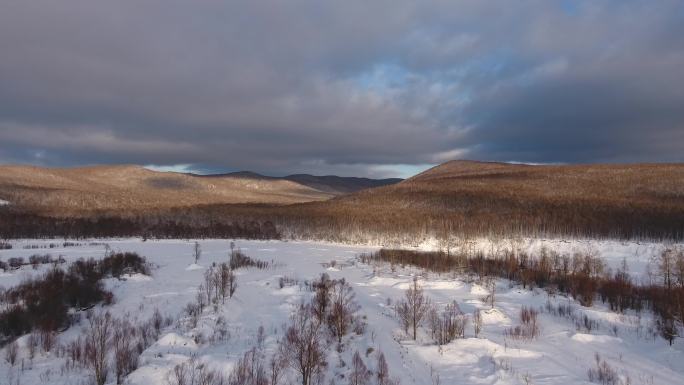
1 161 684 241
0 165 334 215
263 160 684 242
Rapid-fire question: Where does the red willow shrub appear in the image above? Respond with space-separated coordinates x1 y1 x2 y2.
0 252 149 344
363 248 684 344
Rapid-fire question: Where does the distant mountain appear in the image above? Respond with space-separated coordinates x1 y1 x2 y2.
283 174 402 194
200 171 402 195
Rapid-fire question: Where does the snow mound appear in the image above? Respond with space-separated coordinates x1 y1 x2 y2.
326 267 340 271
122 273 153 281
395 279 463 290
480 308 511 325
155 333 198 349
470 284 489 296
571 333 622 344
185 263 204 271
0 199 9 206
361 276 403 287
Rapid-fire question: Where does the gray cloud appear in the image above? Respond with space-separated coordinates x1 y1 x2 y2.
0 0 682 177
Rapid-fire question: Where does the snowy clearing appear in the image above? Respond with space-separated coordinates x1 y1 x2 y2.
0 238 682 385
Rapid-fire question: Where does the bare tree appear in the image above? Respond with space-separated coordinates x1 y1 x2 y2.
269 350 286 385
312 274 332 324
396 277 430 340
472 309 482 338
27 332 38 359
327 279 359 345
280 303 326 385
194 242 202 265
349 351 370 385
376 352 389 385
228 347 268 385
486 278 496 309
213 263 235 303
228 268 237 298
395 302 411 337
204 267 216 304
653 248 677 290
675 248 684 288
85 311 112 385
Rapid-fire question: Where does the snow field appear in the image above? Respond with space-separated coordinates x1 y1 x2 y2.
0 238 682 385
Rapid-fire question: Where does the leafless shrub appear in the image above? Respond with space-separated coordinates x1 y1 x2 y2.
230 249 269 270
113 318 139 384
185 300 202 329
84 311 112 385
256 325 266 351
279 276 298 289
429 301 467 345
588 353 624 385
4 340 18 365
152 308 164 335
210 316 230 344
204 268 216 305
505 306 539 341
40 330 57 352
215 263 237 302
167 355 227 385
8 257 24 269
349 351 371 385
65 336 86 369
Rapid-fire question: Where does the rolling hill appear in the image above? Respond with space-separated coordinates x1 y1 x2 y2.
260 160 684 242
0 165 335 215
1 160 683 242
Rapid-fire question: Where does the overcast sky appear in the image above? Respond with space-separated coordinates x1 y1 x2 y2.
1 1 683 178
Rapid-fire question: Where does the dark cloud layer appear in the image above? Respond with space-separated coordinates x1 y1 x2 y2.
0 1 682 177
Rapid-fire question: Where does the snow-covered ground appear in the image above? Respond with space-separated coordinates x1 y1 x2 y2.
0 238 683 385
